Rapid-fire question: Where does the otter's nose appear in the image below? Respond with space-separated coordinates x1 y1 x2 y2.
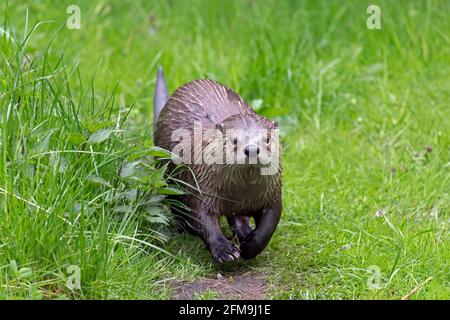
244 144 260 157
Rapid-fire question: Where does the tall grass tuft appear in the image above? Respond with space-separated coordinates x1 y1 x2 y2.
0 15 175 299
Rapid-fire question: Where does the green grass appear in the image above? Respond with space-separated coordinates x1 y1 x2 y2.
1 0 449 299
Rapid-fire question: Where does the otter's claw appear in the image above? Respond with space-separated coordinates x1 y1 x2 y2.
210 237 241 263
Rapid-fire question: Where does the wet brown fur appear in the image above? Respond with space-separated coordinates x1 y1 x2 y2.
154 79 282 262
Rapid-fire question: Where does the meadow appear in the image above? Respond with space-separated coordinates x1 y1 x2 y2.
0 0 449 299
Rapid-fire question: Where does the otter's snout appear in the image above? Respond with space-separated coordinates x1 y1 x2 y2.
244 144 260 158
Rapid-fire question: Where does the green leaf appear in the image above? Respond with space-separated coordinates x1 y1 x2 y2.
144 205 169 225
147 146 172 158
87 175 112 188
68 133 87 146
9 260 18 273
33 129 56 153
146 194 166 204
123 189 138 201
113 205 133 213
18 267 33 279
105 189 137 203
157 186 185 195
125 147 143 162
88 128 114 144
81 120 116 134
120 161 138 178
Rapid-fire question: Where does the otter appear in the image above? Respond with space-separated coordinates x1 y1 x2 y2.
153 67 282 263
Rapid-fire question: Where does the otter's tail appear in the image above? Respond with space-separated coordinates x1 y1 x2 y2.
153 66 169 130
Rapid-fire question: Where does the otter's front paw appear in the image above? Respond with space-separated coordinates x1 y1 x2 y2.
239 232 260 260
210 238 240 263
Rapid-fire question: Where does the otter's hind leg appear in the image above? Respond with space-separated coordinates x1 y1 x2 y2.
227 216 253 243
195 205 240 263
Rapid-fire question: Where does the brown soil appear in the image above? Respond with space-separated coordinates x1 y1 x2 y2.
172 271 267 300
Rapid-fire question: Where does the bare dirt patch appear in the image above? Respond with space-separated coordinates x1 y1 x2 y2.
172 272 267 300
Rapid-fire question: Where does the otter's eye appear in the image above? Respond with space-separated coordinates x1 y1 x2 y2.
233 137 238 145
266 137 270 144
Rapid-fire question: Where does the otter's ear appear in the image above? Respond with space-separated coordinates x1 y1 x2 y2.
272 120 279 129
215 123 225 132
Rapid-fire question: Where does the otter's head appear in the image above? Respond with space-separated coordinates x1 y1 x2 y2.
215 114 279 167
